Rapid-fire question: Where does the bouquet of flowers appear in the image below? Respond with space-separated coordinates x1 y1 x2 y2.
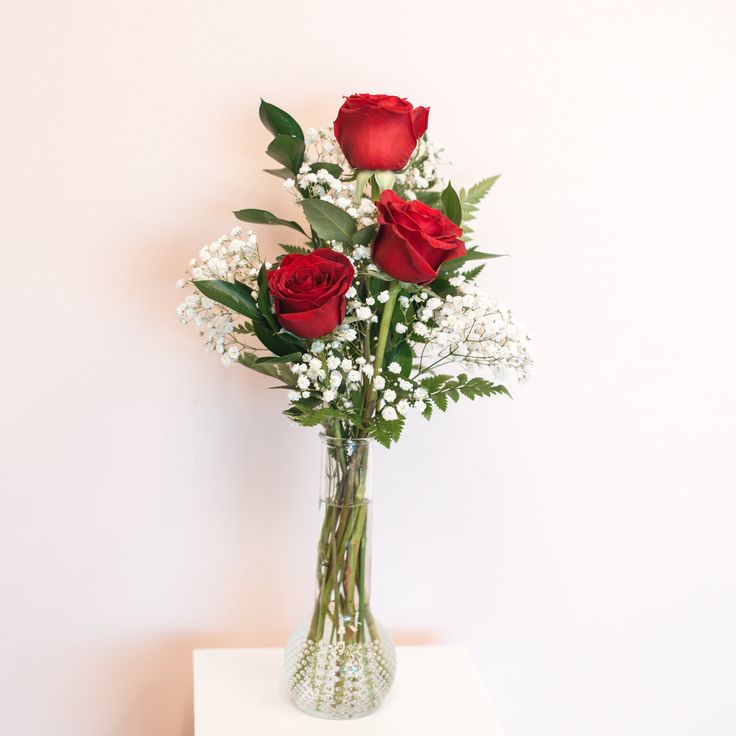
177 93 532 718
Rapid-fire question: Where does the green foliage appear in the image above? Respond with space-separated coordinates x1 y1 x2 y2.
193 279 259 320
279 243 312 255
310 162 343 179
258 100 303 139
462 264 486 281
419 373 510 415
255 353 301 365
439 247 504 275
233 208 306 235
266 134 305 175
414 191 442 208
263 167 293 180
460 175 500 222
352 224 378 246
441 181 463 226
284 399 349 428
238 351 294 385
301 199 357 243
386 341 413 377
368 415 406 448
252 319 302 357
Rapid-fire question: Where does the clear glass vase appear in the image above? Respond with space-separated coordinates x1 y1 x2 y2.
284 435 396 718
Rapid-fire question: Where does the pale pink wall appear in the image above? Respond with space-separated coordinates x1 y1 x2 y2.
2 1 736 735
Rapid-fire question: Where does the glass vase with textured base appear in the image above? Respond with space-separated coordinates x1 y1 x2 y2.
284 435 396 719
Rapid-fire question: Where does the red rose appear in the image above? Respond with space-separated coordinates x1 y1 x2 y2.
372 190 466 284
333 93 429 171
266 249 354 339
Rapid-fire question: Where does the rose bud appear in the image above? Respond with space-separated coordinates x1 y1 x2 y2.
266 249 354 339
334 93 429 172
372 190 466 285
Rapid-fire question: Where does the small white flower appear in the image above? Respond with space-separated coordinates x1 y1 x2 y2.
175 279 185 289
413 322 428 337
227 345 240 359
301 390 311 398
388 362 401 374
384 389 397 402
361 364 374 378
355 306 372 320
322 389 336 402
311 341 325 354
414 387 428 400
381 406 398 421
330 370 343 388
377 290 390 304
374 375 386 390
365 297 375 306
297 375 310 390
399 379 412 391
396 399 410 416
347 370 362 384
283 178 296 190
413 400 427 413
346 286 357 298
326 355 341 370
395 323 407 334
340 358 353 372
287 390 300 401
399 295 410 308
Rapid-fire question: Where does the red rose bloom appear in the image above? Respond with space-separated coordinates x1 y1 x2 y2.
372 190 466 284
334 93 429 171
266 249 354 339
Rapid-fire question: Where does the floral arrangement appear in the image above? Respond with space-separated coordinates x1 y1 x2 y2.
177 93 533 718
177 94 533 447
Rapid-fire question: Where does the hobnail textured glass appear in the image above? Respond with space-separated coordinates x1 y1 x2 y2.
284 620 396 718
283 436 396 718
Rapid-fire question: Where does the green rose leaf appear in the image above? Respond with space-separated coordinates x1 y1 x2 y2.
193 279 259 320
301 199 357 243
259 99 303 140
441 181 463 227
233 208 306 236
266 134 305 175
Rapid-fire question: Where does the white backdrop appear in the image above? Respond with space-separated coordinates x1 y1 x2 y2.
1 1 735 734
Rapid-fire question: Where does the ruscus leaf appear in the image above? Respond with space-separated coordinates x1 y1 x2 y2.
233 208 307 235
301 199 357 243
259 99 303 139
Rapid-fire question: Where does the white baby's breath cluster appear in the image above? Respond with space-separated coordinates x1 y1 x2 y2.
286 342 428 420
284 169 377 230
414 278 534 384
176 226 264 366
395 136 445 200
304 126 345 168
